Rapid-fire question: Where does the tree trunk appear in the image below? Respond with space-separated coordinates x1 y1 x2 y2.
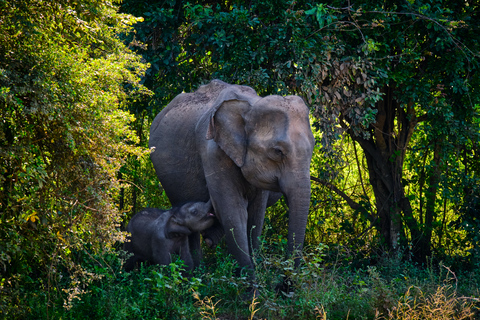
420 141 442 258
348 85 422 255
362 145 404 249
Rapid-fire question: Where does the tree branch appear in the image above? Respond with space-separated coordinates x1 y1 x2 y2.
310 176 375 223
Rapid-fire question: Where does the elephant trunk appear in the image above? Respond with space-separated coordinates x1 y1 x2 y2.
281 171 311 267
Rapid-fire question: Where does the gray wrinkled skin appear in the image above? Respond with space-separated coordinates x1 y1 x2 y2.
149 80 315 274
123 201 214 271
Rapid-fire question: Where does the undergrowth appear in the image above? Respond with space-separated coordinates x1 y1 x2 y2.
3 241 480 320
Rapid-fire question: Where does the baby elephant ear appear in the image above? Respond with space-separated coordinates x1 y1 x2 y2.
206 87 260 167
166 215 192 238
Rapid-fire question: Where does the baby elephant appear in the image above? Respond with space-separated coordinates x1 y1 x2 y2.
123 200 215 271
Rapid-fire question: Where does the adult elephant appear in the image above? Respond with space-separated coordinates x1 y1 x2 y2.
149 80 314 274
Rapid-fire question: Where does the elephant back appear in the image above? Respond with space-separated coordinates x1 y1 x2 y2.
148 80 235 205
151 81 219 140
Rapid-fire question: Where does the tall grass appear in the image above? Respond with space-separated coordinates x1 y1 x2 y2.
380 285 477 320
6 241 480 320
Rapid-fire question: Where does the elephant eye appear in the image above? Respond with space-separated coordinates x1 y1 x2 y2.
273 147 285 157
191 209 198 216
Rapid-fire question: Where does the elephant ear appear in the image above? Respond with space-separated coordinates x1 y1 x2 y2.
166 215 191 239
206 87 260 167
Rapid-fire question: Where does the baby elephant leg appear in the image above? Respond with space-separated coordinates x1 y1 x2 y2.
151 244 173 267
179 241 195 272
124 255 140 272
123 239 141 271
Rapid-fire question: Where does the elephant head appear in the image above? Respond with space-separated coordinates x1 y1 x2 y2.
205 86 315 258
168 200 215 236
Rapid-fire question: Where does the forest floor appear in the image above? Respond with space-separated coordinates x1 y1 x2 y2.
4 242 480 320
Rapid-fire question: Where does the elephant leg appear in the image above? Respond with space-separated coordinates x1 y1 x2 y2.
208 182 252 272
247 189 269 254
223 211 252 274
203 146 254 273
151 240 173 267
124 255 140 271
188 232 202 267
180 241 195 271
266 191 283 207
123 240 138 271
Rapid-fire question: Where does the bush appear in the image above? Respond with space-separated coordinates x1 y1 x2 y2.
0 1 148 317
6 239 480 320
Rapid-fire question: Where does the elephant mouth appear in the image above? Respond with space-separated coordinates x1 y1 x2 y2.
203 212 215 220
246 174 281 192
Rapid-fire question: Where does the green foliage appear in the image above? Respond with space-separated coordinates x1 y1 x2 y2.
11 240 480 319
454 184 480 263
0 0 149 315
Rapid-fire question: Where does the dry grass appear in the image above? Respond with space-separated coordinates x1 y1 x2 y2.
193 291 221 320
377 285 478 320
193 290 266 320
